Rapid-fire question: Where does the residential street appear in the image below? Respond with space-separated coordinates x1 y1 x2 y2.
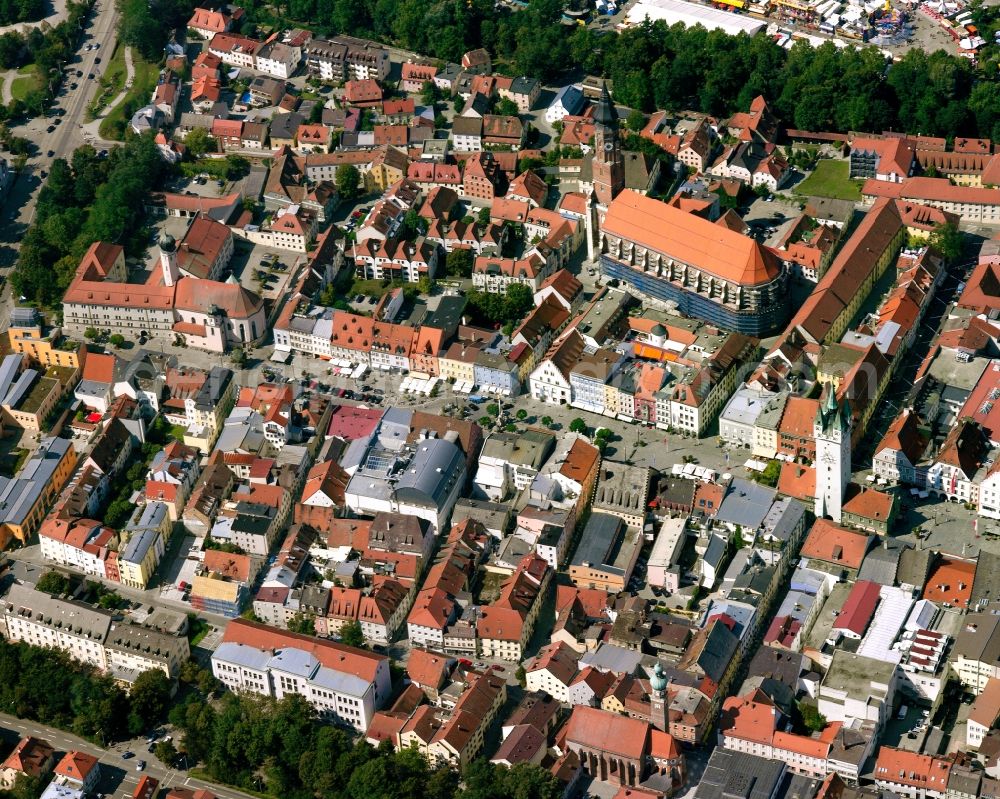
0 712 258 799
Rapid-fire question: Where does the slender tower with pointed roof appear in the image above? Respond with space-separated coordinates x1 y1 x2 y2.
587 82 625 260
814 383 851 523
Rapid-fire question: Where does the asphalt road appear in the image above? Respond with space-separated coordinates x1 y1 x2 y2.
0 711 258 799
0 0 121 306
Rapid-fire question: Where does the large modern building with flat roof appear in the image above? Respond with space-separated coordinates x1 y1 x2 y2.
569 512 642 593
598 190 790 335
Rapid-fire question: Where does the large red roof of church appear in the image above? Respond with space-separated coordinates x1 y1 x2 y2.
602 190 782 286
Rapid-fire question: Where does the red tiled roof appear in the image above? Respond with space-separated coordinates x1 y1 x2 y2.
55 751 99 782
564 706 654 760
833 580 881 636
222 618 385 681
922 557 976 609
874 747 952 791
406 648 452 689
800 519 871 569
603 190 781 286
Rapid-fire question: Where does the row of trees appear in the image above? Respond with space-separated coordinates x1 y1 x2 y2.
170 688 562 799
582 21 1000 140
0 639 171 742
241 0 1000 141
11 135 165 306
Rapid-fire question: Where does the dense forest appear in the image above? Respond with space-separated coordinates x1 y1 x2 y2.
11 136 165 306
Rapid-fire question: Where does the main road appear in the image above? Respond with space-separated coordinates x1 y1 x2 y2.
0 0 123 325
0 711 259 799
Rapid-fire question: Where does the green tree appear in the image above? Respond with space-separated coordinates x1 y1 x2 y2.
494 96 518 117
336 164 362 200
340 620 365 648
755 459 781 488
84 327 98 340
155 739 178 765
487 403 500 417
625 108 645 131
476 205 491 227
515 409 527 421
127 668 172 735
184 127 216 159
420 80 439 106
541 415 553 428
514 665 526 687
929 222 964 264
108 333 125 348
36 571 69 595
230 347 247 367
288 614 317 636
799 701 827 733
569 418 588 435
445 247 474 278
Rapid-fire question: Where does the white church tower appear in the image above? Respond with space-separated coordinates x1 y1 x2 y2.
159 232 180 288
814 383 851 523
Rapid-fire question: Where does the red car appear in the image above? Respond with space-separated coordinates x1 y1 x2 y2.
458 658 473 668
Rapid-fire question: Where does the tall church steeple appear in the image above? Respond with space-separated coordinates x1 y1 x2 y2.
649 662 669 732
159 232 180 288
592 82 624 208
814 383 851 523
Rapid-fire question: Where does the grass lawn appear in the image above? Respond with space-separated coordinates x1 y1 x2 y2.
87 41 126 119
794 159 862 201
189 617 210 646
10 64 40 101
98 55 160 140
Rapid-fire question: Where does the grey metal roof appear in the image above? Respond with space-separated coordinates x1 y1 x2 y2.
393 438 464 508
0 437 72 527
3 583 112 642
694 747 785 799
214 641 272 671
571 512 625 572
579 642 643 675
703 533 727 570
0 354 22 401
120 528 161 565
857 538 907 586
716 477 776 529
127 501 169 533
760 497 804 542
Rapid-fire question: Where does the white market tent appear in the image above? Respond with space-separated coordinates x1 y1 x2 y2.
625 0 768 36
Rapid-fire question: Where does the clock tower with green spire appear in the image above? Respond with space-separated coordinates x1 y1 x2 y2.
814 383 851 523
